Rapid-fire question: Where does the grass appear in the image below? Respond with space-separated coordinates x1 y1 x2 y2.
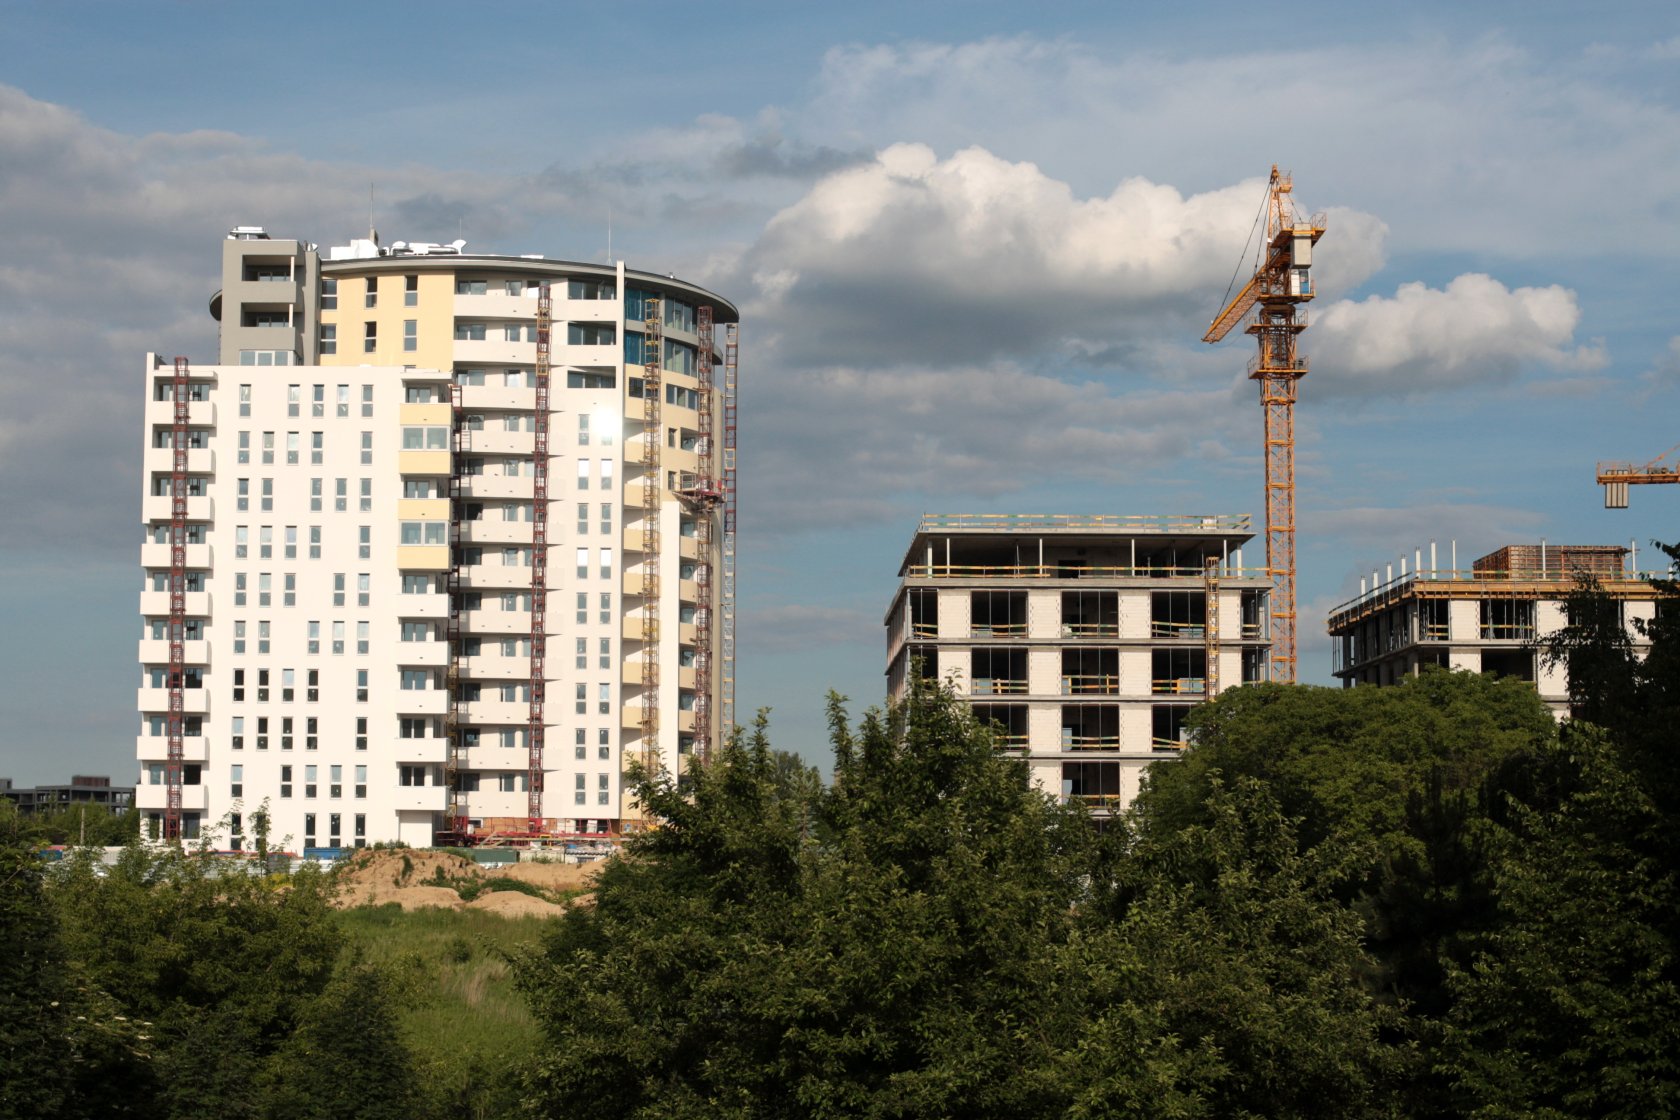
336 904 552 1119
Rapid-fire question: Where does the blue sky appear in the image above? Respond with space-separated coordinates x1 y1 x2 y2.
1 1 1678 783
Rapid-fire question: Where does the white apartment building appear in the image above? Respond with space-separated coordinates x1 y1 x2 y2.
884 515 1271 815
135 228 736 849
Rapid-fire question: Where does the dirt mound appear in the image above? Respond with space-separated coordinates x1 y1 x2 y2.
373 885 469 911
465 891 567 918
487 860 599 891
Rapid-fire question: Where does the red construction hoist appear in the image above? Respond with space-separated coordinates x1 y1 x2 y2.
677 309 725 762
720 324 739 739
528 282 552 830
442 380 469 839
164 356 191 842
640 298 664 784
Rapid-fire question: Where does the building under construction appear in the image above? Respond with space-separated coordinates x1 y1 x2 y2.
884 515 1271 814
134 227 737 847
1327 543 1661 715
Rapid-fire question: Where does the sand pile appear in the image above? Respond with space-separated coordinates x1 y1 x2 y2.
332 849 600 915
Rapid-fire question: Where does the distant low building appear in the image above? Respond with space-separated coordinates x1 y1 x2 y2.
0 775 134 816
1326 544 1661 716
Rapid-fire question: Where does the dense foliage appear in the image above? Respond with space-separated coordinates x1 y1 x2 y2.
8 547 1678 1118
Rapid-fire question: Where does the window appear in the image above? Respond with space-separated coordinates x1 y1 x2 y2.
599 682 611 714
400 764 426 785
330 764 342 799
258 573 272 607
404 320 417 352
567 370 616 390
356 719 368 752
309 525 321 560
403 479 434 499
333 573 346 608
284 525 297 560
286 431 299 464
322 278 338 310
360 430 372 464
364 277 377 308
357 621 369 655
600 459 614 487
280 765 292 799
338 384 350 417
233 620 246 654
599 728 611 758
362 384 373 417
287 385 300 417
576 636 588 669
504 323 535 342
357 669 368 702
307 620 320 655
400 621 432 642
355 764 368 798
402 574 433 594
404 274 418 306
574 773 585 805
237 430 250 464
333 620 345 655
600 638 611 670
336 478 347 511
453 322 487 341
455 279 487 295
261 477 273 511
311 431 323 464
567 322 616 345
283 572 296 607
236 525 248 558
600 593 611 624
234 573 247 607
576 459 589 490
310 477 322 511
577 591 588 624
576 683 587 714
359 525 371 559
358 573 370 607
599 547 613 578
308 669 319 702
360 477 372 512
237 477 249 511
569 278 615 300
239 384 252 417
262 432 274 465
364 321 377 352
576 547 589 579
232 717 244 751
319 322 338 355
400 521 448 545
401 426 450 450
312 384 325 417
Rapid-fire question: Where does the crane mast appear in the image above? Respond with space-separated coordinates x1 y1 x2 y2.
1203 166 1325 683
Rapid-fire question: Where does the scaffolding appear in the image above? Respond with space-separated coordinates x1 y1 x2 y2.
443 381 469 838
682 306 724 761
164 356 190 842
640 299 664 785
721 324 739 739
1203 556 1221 699
528 282 551 830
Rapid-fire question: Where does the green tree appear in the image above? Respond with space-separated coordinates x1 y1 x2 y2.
0 802 75 1120
263 961 422 1120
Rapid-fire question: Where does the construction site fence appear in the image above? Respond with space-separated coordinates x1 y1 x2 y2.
919 513 1252 533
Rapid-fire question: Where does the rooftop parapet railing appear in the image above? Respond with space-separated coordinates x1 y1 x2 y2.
918 513 1252 534
1327 565 1671 627
905 563 1271 581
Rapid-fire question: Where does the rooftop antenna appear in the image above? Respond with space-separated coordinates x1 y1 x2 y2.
368 183 378 245
607 204 613 264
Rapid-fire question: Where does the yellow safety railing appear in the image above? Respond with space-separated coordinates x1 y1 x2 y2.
1151 620 1206 638
910 564 1269 581
1061 675 1120 695
969 623 1028 637
1151 678 1206 695
970 679 1027 695
1151 737 1190 751
1061 623 1120 638
921 513 1251 533
1062 736 1123 750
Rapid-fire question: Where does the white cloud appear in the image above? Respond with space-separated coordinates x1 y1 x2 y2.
1310 274 1605 397
727 143 1388 372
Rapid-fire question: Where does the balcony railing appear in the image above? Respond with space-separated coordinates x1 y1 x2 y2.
970 679 1027 695
1151 678 1206 696
1061 675 1120 695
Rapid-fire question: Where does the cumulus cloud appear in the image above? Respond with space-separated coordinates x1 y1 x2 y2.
723 143 1387 372
1310 274 1606 397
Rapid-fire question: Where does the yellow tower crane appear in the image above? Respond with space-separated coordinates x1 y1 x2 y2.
1203 166 1326 683
1598 443 1680 508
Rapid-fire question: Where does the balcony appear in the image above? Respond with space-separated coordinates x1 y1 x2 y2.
139 542 212 569
970 678 1028 696
457 521 533 545
135 783 209 812
452 338 533 365
139 590 211 617
453 292 532 320
396 593 448 619
463 430 534 456
394 690 449 716
134 735 209 763
457 475 533 501
457 563 528 589
556 343 618 367
393 739 447 765
137 687 210 714
458 699 527 726
145 399 215 427
458 385 535 411
137 639 210 666
1061 675 1121 696
461 609 531 636
142 495 213 522
392 785 448 812
455 653 528 680
393 641 448 667
144 446 214 474
395 545 449 571
398 450 451 477
1150 678 1206 696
